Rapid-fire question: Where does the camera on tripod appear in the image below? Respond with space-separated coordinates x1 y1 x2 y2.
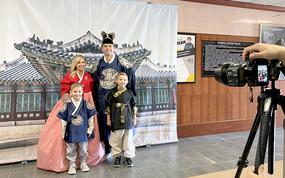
214 57 281 87
212 55 285 177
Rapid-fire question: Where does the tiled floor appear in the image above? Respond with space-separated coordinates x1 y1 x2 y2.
0 128 283 178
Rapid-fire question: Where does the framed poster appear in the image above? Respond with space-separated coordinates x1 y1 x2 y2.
177 32 196 83
260 24 285 80
202 40 253 76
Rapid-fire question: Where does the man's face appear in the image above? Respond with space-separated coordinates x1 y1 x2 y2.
101 44 114 56
70 86 83 101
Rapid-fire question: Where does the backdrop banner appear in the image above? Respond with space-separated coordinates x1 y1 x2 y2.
0 0 178 163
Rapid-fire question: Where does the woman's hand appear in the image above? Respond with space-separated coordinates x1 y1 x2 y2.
61 93 71 104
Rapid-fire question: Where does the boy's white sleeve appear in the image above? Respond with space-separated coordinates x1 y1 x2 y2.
61 120 67 139
87 117 94 135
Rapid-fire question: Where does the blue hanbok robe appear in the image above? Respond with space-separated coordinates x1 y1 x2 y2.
92 54 136 151
57 100 97 143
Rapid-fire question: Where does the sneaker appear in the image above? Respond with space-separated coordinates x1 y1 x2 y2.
113 156 121 168
124 157 133 167
68 164 77 175
80 161 90 172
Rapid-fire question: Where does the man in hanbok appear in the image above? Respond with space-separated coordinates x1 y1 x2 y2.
93 31 136 156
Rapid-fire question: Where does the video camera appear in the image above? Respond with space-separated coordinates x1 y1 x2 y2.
214 58 282 87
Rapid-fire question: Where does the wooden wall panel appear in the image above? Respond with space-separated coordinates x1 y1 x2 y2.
177 33 285 138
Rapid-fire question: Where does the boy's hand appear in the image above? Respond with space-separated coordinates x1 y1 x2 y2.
133 117 137 126
61 120 67 139
106 116 111 127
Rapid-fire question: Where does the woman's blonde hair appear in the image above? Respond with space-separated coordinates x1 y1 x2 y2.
70 55 85 77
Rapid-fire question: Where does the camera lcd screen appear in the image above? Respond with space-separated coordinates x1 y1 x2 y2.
257 65 268 83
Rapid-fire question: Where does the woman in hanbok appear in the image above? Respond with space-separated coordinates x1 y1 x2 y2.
37 55 105 172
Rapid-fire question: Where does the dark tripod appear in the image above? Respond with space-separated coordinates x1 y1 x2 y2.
235 81 285 178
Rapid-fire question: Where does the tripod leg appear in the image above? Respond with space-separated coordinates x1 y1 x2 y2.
268 107 275 174
277 95 285 178
254 97 273 174
234 100 262 178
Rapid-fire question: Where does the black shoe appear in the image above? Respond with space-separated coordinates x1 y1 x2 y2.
113 157 121 168
124 157 133 167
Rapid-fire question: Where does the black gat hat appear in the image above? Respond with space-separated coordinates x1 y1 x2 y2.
101 31 115 44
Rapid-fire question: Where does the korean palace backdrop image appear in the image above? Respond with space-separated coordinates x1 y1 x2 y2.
0 0 178 163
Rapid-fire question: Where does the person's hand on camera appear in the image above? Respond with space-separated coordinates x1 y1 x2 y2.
242 43 285 65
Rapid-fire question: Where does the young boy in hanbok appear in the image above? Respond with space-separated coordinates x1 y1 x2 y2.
57 83 96 175
105 72 137 168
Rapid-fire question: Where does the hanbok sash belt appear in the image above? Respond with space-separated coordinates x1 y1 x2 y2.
113 103 129 124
